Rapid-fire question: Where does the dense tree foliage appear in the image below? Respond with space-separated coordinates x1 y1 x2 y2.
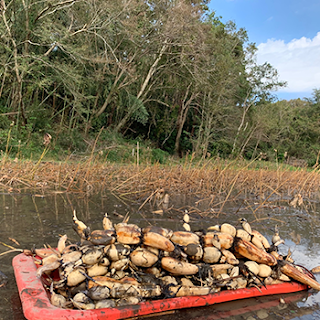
0 0 318 164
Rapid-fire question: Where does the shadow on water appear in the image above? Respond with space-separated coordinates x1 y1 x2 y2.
1 191 320 319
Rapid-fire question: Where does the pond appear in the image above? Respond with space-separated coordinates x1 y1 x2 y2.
1 190 320 320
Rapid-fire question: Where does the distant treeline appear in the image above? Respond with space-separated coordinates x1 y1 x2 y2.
1 0 319 164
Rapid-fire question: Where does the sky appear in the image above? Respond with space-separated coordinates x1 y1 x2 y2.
209 0 320 101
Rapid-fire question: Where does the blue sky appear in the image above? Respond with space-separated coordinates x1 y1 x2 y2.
209 0 320 101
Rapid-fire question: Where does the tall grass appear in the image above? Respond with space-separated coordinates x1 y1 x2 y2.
0 152 319 203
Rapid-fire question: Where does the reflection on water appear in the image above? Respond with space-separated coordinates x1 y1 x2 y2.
1 191 320 319
142 291 315 320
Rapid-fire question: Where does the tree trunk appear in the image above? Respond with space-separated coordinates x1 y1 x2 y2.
174 85 197 154
231 91 252 154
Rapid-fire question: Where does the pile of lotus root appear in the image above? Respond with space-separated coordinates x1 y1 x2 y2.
26 211 320 310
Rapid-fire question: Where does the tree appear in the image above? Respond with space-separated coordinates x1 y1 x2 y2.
190 18 248 157
230 43 287 156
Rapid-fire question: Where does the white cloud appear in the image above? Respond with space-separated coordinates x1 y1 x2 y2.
256 32 320 92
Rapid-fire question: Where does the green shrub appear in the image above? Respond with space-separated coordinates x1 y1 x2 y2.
151 148 169 164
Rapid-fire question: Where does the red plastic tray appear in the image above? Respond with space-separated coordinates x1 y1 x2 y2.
13 253 308 320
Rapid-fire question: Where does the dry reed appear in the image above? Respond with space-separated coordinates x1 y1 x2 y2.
0 156 319 206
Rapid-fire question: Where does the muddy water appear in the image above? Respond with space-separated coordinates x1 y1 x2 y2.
1 191 320 320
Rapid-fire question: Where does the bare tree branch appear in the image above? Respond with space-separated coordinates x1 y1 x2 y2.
35 0 80 22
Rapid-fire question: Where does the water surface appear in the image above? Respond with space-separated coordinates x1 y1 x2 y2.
1 191 320 320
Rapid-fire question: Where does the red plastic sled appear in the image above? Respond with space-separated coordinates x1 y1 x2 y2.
13 253 308 320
